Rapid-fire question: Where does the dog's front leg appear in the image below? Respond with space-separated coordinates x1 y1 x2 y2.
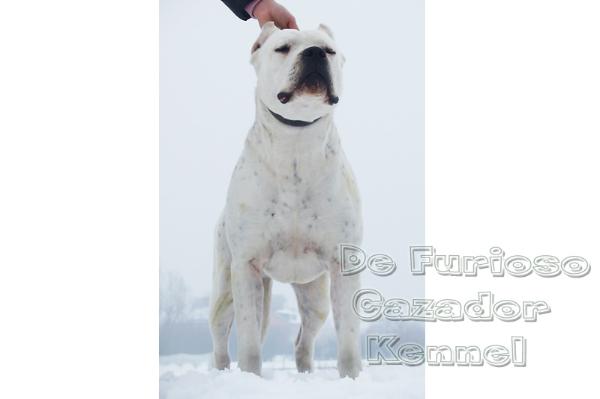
231 259 264 375
330 262 362 378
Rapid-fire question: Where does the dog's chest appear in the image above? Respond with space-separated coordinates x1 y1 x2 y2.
267 179 341 242
225 147 360 282
259 158 351 241
260 173 356 282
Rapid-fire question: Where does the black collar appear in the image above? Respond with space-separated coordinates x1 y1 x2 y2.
268 109 321 127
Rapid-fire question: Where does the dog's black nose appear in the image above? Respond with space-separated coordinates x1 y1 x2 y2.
302 46 326 59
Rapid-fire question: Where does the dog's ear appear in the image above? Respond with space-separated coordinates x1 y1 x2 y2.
251 22 278 53
318 23 334 39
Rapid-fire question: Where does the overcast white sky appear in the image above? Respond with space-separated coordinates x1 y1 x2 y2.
160 0 424 302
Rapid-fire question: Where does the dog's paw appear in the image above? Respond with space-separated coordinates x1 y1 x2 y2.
337 354 362 379
238 353 262 376
295 349 314 373
212 352 231 370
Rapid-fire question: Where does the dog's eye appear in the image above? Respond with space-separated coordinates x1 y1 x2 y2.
325 47 336 55
274 44 291 54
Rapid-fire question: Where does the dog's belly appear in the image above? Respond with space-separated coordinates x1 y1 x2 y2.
263 247 328 284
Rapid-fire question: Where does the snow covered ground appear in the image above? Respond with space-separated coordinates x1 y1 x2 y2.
160 354 423 399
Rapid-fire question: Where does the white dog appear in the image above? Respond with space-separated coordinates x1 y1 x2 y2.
209 23 362 378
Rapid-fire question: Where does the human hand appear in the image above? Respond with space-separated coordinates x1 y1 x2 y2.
253 0 298 30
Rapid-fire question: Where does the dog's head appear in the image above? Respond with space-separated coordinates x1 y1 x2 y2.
251 23 344 124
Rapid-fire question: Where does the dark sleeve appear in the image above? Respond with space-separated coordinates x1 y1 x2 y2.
221 0 253 21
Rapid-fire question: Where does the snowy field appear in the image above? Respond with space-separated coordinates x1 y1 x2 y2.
160 354 423 399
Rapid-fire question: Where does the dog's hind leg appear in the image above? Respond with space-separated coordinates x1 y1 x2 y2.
292 272 330 373
209 217 234 370
261 277 272 342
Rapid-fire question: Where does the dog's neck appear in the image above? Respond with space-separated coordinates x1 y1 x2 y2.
248 96 340 178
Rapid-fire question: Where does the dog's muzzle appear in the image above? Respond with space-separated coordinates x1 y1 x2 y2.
277 46 339 106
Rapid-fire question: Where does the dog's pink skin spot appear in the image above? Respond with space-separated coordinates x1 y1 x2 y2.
249 258 262 274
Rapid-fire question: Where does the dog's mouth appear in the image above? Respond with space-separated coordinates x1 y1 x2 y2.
277 68 339 106
299 71 329 93
268 108 322 127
